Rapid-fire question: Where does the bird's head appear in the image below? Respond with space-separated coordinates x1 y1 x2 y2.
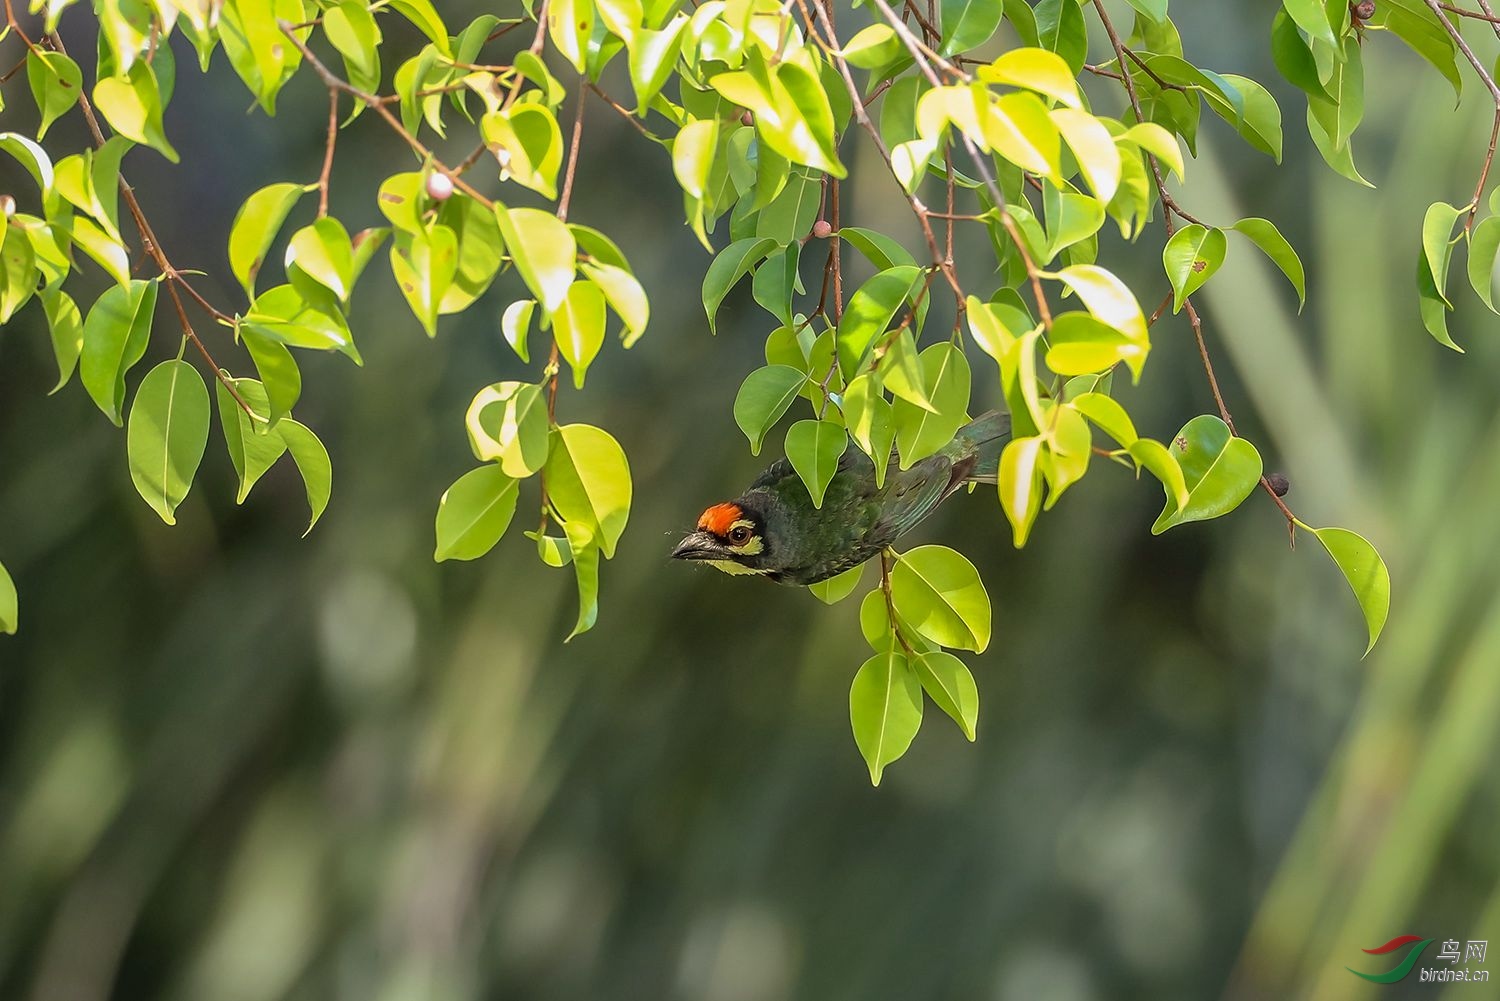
671 499 774 576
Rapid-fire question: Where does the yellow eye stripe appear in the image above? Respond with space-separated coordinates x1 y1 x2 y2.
726 519 763 554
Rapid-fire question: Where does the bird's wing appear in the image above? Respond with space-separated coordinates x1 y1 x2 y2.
873 455 954 541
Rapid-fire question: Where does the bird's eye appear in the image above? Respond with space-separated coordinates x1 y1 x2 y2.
727 525 753 545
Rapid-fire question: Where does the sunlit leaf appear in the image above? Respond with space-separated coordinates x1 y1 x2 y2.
890 544 991 652
735 365 807 455
785 419 848 508
80 279 157 425
545 424 632 558
849 647 922 785
127 359 210 525
915 650 979 740
434 465 520 561
1151 415 1263 533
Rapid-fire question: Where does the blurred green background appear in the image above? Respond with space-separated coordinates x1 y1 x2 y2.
3 3 1499 999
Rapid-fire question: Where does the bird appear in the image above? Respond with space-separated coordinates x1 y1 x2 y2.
671 411 1012 585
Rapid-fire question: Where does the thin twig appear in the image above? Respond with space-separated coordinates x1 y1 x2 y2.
1439 1 1500 23
50 32 254 417
1424 0 1500 232
318 89 338 217
278 23 495 208
586 81 659 140
557 76 587 222
879 550 918 658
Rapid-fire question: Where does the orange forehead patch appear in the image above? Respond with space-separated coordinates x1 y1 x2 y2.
697 503 743 536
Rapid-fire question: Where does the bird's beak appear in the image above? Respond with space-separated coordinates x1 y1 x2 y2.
671 532 718 561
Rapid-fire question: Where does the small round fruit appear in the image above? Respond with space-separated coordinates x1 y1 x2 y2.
426 172 455 201
812 219 833 239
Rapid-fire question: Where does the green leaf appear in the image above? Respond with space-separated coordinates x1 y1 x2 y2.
466 381 550 477
27 50 82 140
216 377 287 502
127 359 210 525
0 225 35 323
672 117 718 199
67 216 131 288
1128 437 1189 510
915 650 979 740
482 104 564 199
377 172 426 234
1072 391 1138 446
502 299 535 362
93 61 177 162
324 0 383 90
1219 74 1282 162
580 262 649 346
849 648 923 786
553 280 607 388
810 563 864 604
1124 0 1167 21
1468 216 1500 312
702 236 777 334
752 246 800 327
1118 122 1184 179
241 328 301 425
998 436 1045 547
1044 311 1142 375
979 48 1081 107
564 521 600 640
941 0 1003 55
756 167 820 245
1230 217 1306 308
1271 10 1325 98
495 206 577 315
1051 107 1120 203
229 182 306 301
286 217 354 300
1306 105 1373 187
1419 246 1462 351
843 372 897 488
1422 200 1463 309
785 419 848 508
771 61 846 177
1151 415 1263 533
1163 224 1227 310
1034 0 1088 74
1282 0 1335 46
1307 38 1363 153
1044 189 1105 260
0 132 55 193
277 419 333 535
434 465 520 561
40 288 83 393
839 227 918 273
837 265 923 375
890 544 991 652
734 365 807 455
629 16 688 108
842 24 902 68
893 342 971 466
546 0 593 72
388 0 452 55
80 279 157 425
544 424 632 558
0 558 15 635
984 92 1063 180
1302 524 1391 656
390 225 458 337
241 284 360 362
